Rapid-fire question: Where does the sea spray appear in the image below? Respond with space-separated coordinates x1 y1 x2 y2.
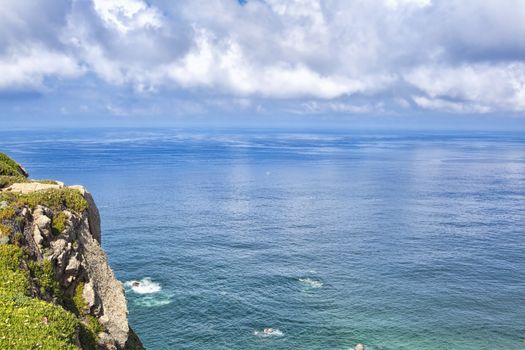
125 277 162 294
124 278 172 307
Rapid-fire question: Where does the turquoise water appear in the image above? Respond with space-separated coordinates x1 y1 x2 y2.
1 129 524 349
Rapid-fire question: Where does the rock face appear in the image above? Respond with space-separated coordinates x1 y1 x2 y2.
2 184 143 350
69 185 101 243
0 152 144 349
75 208 129 346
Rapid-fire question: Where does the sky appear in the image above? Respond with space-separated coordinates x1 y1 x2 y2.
1 0 525 129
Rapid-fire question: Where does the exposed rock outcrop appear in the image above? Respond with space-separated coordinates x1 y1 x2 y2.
5 181 64 194
0 152 144 350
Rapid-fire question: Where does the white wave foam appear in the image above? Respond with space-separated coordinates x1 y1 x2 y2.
124 277 161 294
299 277 323 288
254 328 283 337
133 295 172 308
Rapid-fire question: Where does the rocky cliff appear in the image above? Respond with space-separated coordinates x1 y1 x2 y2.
0 152 144 350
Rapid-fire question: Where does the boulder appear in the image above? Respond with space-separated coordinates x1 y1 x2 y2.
33 226 44 246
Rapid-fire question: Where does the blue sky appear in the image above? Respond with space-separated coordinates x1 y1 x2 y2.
1 0 525 129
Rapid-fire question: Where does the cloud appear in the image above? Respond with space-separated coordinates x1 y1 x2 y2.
406 63 525 112
92 0 163 33
0 44 83 89
384 0 431 10
0 0 524 115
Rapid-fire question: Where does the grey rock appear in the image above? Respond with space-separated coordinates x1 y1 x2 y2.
65 254 81 275
98 332 118 350
82 282 98 312
78 213 129 348
69 185 101 243
33 207 52 238
50 238 68 257
33 226 44 246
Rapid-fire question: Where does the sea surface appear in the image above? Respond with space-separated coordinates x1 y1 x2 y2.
0 128 524 350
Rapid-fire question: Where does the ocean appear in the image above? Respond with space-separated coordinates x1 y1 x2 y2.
0 128 524 350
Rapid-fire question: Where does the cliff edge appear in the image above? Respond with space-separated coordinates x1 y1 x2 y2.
0 152 144 350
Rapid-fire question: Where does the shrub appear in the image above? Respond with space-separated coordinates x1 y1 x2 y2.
72 282 101 350
0 296 80 350
0 207 16 221
0 152 27 177
16 188 88 214
0 162 21 177
72 282 87 315
0 245 30 297
0 223 13 236
0 175 28 189
34 180 59 185
52 211 69 235
28 259 62 301
0 245 82 349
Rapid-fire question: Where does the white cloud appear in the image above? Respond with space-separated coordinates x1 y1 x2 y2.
92 0 163 33
406 63 525 112
297 101 375 114
385 0 431 10
412 96 492 114
0 0 524 114
0 45 82 89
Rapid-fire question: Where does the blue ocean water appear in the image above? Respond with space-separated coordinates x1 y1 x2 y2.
0 128 524 350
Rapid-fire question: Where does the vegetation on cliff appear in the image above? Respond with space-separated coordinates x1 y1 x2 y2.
0 152 143 350
0 245 81 349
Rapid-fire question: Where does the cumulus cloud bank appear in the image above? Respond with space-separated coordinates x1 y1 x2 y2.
0 0 524 115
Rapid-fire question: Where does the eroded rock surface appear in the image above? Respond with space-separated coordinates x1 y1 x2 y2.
1 183 142 350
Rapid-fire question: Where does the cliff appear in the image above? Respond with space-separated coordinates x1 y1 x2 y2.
0 152 144 350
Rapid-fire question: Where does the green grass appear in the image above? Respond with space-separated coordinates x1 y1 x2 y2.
0 296 81 350
0 223 13 236
0 152 26 178
28 259 63 301
0 245 30 297
0 245 82 349
0 207 16 221
73 282 87 315
52 211 69 235
8 188 88 214
0 154 112 349
0 175 28 189
72 282 101 350
34 180 59 185
0 162 21 177
0 177 57 189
